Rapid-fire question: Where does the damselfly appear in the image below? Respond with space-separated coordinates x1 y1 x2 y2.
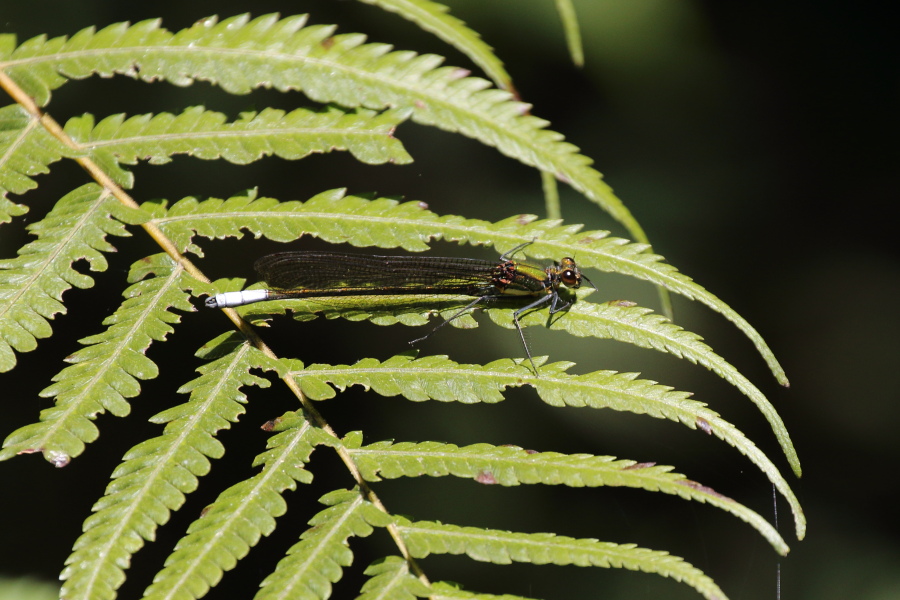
206 243 596 373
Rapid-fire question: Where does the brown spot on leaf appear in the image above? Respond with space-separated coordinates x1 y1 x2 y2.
608 299 637 307
696 417 713 435
475 471 498 484
624 462 656 470
678 479 732 501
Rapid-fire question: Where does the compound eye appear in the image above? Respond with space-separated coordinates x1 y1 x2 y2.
561 269 580 287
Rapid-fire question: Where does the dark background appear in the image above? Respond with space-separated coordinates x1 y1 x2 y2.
1 1 897 599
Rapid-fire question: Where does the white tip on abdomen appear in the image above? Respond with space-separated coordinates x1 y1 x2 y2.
205 289 271 308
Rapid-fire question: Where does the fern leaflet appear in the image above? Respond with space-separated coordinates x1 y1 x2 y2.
427 581 541 600
0 254 202 464
0 183 147 372
0 103 74 204
58 332 280 600
344 436 787 553
353 0 512 90
64 105 412 189
255 488 392 600
396 518 726 600
358 556 431 600
141 409 334 600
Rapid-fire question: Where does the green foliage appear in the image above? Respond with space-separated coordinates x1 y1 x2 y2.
0 254 201 463
0 184 147 373
0 104 74 203
256 488 393 600
396 519 726 600
354 0 512 90
58 331 281 600
0 7 802 600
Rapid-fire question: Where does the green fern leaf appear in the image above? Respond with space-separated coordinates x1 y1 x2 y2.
358 556 431 600
0 103 75 215
428 581 540 600
513 298 800 476
554 0 584 67
290 354 804 539
345 437 787 554
0 183 147 372
0 14 645 242
64 105 412 182
255 488 393 600
354 0 512 89
0 191 27 225
58 332 280 600
146 188 470 256
396 519 726 600
142 410 333 600
150 189 785 385
0 254 202 465
294 354 511 404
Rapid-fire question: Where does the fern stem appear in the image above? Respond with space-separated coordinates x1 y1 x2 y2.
554 0 584 67
541 170 562 220
277 363 434 586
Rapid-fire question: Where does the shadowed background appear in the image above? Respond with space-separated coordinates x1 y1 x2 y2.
1 1 896 599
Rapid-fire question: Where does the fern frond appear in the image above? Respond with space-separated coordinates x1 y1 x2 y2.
395 518 727 600
358 556 431 600
0 14 645 242
0 254 200 465
291 354 804 538
255 488 393 600
142 410 333 600
148 189 786 386
345 437 787 554
65 105 412 182
58 332 280 600
0 103 74 205
354 0 512 90
0 183 147 372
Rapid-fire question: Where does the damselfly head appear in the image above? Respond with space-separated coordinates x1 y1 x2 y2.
558 257 582 288
557 257 598 291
